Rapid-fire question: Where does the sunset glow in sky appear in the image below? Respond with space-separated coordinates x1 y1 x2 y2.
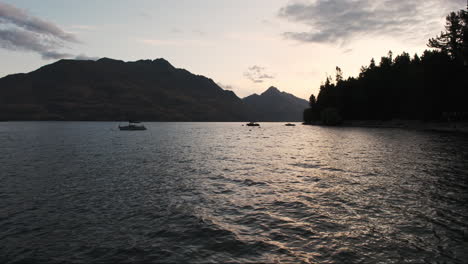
0 0 465 99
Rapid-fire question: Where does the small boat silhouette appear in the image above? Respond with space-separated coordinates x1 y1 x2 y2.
119 121 147 131
246 122 260 127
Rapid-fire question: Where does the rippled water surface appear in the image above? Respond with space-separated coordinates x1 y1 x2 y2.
1 122 468 263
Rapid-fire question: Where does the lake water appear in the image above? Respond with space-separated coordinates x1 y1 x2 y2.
1 122 467 263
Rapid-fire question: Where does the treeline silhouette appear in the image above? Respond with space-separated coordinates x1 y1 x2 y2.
304 8 468 125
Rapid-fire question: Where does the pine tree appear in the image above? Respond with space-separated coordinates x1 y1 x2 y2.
462 7 468 65
309 94 316 107
335 66 343 83
428 10 466 61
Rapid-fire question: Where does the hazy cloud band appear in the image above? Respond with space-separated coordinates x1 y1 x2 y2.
0 2 95 60
279 0 465 44
244 65 275 83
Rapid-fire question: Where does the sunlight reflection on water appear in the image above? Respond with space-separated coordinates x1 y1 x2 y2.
1 122 467 263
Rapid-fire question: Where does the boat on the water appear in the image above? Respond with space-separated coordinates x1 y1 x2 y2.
246 122 260 127
119 121 147 131
285 123 296 126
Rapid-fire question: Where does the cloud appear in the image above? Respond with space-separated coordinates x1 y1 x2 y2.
278 0 465 44
244 65 275 83
0 2 78 42
74 54 99 60
217 82 233 90
0 28 73 59
0 2 82 59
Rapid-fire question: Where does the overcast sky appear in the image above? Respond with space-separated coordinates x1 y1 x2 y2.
0 0 465 99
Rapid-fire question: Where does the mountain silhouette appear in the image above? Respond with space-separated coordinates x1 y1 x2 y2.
0 58 250 121
243 86 309 121
0 59 308 121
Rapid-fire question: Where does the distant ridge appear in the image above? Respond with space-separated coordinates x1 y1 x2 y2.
243 86 309 121
0 59 309 121
0 58 250 121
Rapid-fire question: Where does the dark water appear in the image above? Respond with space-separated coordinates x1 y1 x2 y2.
1 122 468 263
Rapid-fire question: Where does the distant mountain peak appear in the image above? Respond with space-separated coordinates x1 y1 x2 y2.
94 58 174 69
153 58 169 64
243 86 309 122
262 86 281 95
97 57 123 63
153 58 173 66
130 58 175 70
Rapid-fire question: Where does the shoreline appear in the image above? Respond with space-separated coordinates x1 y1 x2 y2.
304 120 468 134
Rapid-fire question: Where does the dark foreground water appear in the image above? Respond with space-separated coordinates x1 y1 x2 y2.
1 122 468 263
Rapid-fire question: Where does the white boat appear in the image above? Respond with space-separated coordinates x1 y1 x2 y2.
119 121 147 131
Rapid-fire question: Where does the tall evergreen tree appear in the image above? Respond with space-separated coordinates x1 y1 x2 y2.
309 94 316 107
462 7 468 65
335 67 343 83
428 10 466 61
